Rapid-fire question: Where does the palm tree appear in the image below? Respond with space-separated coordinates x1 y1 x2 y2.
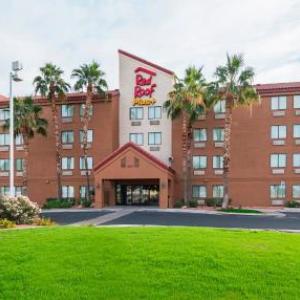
3 96 48 192
71 62 108 202
213 54 259 208
33 63 70 199
164 66 207 204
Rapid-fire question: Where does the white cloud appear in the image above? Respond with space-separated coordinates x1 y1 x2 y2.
0 0 299 96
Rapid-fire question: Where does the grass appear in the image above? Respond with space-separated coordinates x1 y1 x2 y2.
0 227 300 299
219 208 263 214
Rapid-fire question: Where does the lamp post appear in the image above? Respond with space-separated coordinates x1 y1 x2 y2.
9 61 23 197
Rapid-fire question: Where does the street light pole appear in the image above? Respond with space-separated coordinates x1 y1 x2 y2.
9 61 22 197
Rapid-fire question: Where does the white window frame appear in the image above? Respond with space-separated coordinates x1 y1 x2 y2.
61 157 74 170
148 106 162 120
130 107 144 120
213 156 224 169
192 156 207 170
0 108 9 121
129 133 144 145
292 185 300 198
62 186 74 198
148 132 162 145
293 154 300 167
16 158 24 171
0 159 9 171
80 130 93 144
293 125 300 138
213 128 224 142
80 156 93 170
61 105 74 118
213 100 225 114
193 129 207 142
192 185 207 198
0 133 9 146
294 95 300 109
270 184 286 199
271 96 287 110
271 125 286 139
213 185 224 198
270 154 287 168
61 131 74 144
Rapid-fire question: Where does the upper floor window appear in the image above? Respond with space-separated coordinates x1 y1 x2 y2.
0 186 9 195
61 157 74 170
294 95 300 109
271 125 286 139
214 100 225 114
15 134 24 145
213 155 224 169
270 154 286 168
271 96 287 110
213 128 224 142
148 132 161 145
213 185 224 198
16 158 24 171
0 159 9 171
129 133 143 145
148 106 162 120
80 156 93 170
193 129 207 142
62 185 74 198
192 156 207 169
270 184 285 198
130 107 143 120
293 154 300 167
15 186 25 196
0 133 9 146
61 105 74 118
80 104 93 117
80 130 93 144
192 185 207 198
293 185 300 198
293 125 300 138
61 131 74 144
0 108 9 121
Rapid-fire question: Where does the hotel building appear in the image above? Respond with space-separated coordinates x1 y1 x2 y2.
0 50 300 208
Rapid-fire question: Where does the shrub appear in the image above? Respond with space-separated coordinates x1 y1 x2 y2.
32 217 56 226
205 198 222 207
80 198 93 208
0 195 40 224
188 199 198 208
0 218 16 229
43 198 75 209
174 199 184 208
285 201 300 208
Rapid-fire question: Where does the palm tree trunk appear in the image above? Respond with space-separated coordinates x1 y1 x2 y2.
50 92 62 199
182 112 188 205
82 86 92 202
222 97 233 209
22 135 29 194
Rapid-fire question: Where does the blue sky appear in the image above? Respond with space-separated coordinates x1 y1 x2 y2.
0 0 299 96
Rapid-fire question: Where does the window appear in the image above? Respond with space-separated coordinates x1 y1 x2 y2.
293 185 300 198
0 159 9 171
271 125 286 139
80 186 95 198
80 104 93 117
80 130 93 144
61 157 74 170
0 133 9 146
61 105 74 118
192 156 207 169
0 108 9 121
213 185 224 198
293 154 300 167
293 125 300 138
192 185 207 198
80 157 93 170
270 154 286 168
213 128 224 141
15 134 24 145
62 186 74 198
129 133 144 145
294 95 300 109
15 186 25 196
148 132 162 145
0 186 9 195
213 156 224 169
148 106 162 120
271 96 287 110
61 131 74 144
130 107 143 120
193 129 207 142
270 184 285 198
214 100 225 114
16 158 24 171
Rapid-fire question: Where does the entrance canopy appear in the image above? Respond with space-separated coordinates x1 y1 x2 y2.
94 142 175 208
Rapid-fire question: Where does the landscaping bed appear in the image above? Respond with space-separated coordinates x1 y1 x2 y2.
0 227 299 299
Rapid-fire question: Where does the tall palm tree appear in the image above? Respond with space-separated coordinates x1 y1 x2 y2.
71 62 108 202
33 63 70 199
3 96 48 192
213 54 259 208
164 66 207 204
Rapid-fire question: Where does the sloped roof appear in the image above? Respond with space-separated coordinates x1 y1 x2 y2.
255 82 300 94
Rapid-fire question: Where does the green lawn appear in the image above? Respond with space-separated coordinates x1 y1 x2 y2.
0 227 300 300
219 208 262 214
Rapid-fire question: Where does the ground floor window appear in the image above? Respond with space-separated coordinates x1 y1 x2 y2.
0 186 9 195
192 185 207 198
80 185 95 199
15 186 25 196
270 184 286 198
213 185 224 198
62 186 74 198
293 185 300 198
